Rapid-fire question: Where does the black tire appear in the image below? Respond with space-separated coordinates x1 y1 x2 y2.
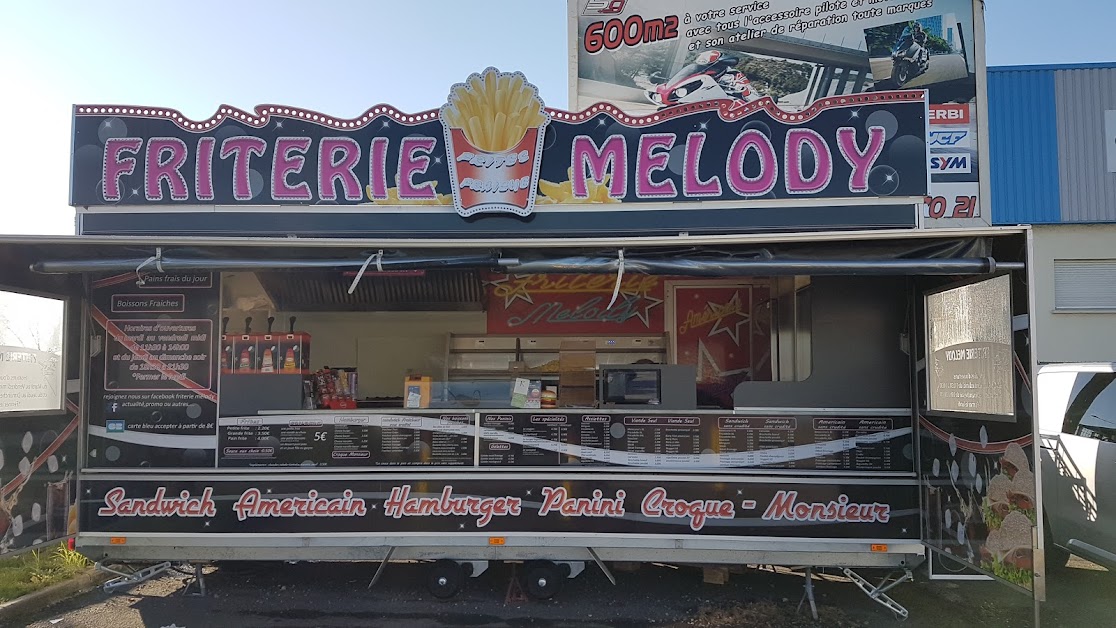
894 62 911 87
522 561 563 600
426 560 464 599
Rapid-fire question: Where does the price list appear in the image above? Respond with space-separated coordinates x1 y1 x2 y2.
812 418 895 471
380 415 423 459
332 416 372 463
717 416 797 468
479 414 516 466
427 414 474 466
568 414 613 466
618 416 703 467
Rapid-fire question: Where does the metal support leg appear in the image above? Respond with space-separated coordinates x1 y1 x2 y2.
586 548 616 585
843 567 914 620
181 564 207 597
98 561 173 594
368 547 396 589
796 567 818 621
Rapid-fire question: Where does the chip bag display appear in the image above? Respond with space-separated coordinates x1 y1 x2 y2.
440 68 550 217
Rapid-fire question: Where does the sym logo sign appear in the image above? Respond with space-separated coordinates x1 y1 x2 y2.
583 0 627 14
929 128 971 149
931 154 972 174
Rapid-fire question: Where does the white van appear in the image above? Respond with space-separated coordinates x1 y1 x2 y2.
1037 363 1116 570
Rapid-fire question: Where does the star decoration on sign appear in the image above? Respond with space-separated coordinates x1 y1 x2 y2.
706 292 750 346
699 121 709 130
613 294 665 329
459 523 466 530
131 188 139 197
483 275 535 307
849 109 861 120
275 121 284 129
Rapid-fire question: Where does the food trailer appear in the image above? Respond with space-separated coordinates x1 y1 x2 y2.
0 0 1045 618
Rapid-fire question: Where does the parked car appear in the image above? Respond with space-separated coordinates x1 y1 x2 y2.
1037 363 1116 571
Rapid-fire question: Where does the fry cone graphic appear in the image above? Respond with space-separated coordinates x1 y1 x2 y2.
440 68 550 217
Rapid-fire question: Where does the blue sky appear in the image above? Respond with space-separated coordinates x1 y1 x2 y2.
0 0 1111 235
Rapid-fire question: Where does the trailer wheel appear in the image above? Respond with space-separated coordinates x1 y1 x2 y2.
522 561 563 600
427 560 464 599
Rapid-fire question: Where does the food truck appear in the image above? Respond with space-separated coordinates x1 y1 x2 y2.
0 0 1045 618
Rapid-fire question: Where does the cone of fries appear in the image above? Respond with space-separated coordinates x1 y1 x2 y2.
440 67 550 217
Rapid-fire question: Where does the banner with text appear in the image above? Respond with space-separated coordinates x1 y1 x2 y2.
81 476 918 538
570 0 986 227
72 67 928 236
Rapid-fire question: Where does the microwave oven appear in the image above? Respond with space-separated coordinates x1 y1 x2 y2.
598 364 697 410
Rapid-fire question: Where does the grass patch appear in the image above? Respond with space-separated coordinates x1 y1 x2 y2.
0 544 91 603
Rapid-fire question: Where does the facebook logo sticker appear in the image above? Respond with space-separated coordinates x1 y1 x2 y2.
107 420 126 433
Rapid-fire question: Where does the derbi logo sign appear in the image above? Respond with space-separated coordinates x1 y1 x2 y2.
929 105 970 125
583 0 627 14
930 154 972 174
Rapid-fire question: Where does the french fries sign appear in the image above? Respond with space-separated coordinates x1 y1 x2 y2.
441 68 551 217
70 69 929 218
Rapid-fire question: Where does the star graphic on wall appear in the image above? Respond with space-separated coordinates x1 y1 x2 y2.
612 294 664 328
706 292 750 347
483 274 535 307
275 121 284 130
696 340 750 382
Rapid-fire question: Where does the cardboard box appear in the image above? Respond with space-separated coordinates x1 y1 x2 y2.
559 340 597 407
404 375 432 408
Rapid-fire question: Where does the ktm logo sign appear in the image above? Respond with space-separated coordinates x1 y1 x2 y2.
583 0 627 14
930 154 972 174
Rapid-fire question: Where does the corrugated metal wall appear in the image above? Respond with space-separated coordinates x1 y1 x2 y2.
989 67 1061 224
990 63 1116 225
1055 67 1116 222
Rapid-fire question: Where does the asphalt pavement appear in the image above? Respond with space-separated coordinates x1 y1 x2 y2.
16 556 1112 627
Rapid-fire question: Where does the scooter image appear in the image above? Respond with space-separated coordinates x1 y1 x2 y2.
891 33 930 87
645 50 761 110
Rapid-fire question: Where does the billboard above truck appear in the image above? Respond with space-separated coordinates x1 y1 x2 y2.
569 0 989 228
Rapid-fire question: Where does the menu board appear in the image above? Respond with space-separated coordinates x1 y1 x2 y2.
718 417 798 469
215 410 909 472
478 412 912 472
812 419 895 472
218 413 474 468
87 272 220 468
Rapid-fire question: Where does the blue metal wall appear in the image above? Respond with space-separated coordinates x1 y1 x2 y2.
989 63 1116 225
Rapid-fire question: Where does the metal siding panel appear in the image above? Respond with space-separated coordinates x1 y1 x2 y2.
1055 68 1116 223
989 68 1062 224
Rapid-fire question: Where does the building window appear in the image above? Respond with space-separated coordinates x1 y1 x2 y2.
0 290 64 413
1054 260 1116 311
